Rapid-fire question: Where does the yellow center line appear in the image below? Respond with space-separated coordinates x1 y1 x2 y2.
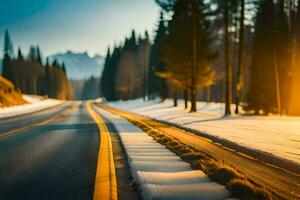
86 101 118 200
0 103 77 138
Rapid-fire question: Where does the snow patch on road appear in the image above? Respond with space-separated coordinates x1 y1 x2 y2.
0 95 62 119
109 99 300 165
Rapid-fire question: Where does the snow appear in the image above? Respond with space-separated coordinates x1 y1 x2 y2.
109 99 300 165
0 95 62 119
50 51 103 80
95 106 231 200
141 183 231 200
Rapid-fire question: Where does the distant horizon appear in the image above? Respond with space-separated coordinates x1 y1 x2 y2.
50 50 105 58
0 0 160 58
0 48 105 60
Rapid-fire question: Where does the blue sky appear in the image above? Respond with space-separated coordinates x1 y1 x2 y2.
0 0 160 57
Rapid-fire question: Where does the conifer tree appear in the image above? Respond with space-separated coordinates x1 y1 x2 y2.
247 0 276 114
139 31 151 100
2 29 14 82
235 0 245 114
100 47 111 98
82 76 99 99
129 30 137 52
149 11 169 100
101 46 122 101
36 46 43 65
223 0 232 115
274 0 292 114
161 0 216 112
115 39 137 100
43 58 52 96
216 0 238 115
28 46 37 61
3 29 14 57
17 47 23 60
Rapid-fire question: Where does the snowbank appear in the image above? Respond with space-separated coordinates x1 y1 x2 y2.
109 99 300 165
0 95 62 119
95 106 231 200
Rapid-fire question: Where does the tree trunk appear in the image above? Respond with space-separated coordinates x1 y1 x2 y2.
274 53 282 115
190 11 197 113
288 2 300 115
206 87 212 102
173 89 178 107
224 0 232 115
184 90 188 109
190 87 197 112
235 0 245 114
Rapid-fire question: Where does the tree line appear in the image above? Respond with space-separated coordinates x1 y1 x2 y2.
155 0 300 115
2 30 73 100
101 0 300 116
101 30 154 101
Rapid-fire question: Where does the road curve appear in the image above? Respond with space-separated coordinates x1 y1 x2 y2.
0 102 100 200
87 102 117 200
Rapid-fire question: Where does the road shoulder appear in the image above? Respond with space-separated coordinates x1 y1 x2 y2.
99 112 140 200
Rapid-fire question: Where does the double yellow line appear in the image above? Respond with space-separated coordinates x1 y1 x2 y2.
86 102 118 200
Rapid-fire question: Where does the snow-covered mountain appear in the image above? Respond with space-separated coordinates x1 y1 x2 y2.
93 54 105 66
50 51 105 80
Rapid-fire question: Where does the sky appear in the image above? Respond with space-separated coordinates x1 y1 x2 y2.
0 0 160 57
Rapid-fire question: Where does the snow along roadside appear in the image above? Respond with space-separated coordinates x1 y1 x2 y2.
0 95 62 119
109 99 300 166
94 105 233 200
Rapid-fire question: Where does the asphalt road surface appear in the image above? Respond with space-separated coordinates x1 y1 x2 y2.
0 102 100 200
0 102 74 135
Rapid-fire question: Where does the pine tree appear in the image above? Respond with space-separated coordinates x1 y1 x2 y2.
221 0 236 115
149 11 169 100
28 46 37 61
129 30 137 52
100 47 111 98
3 29 14 57
115 43 137 100
52 59 58 67
100 46 122 101
43 58 52 96
224 0 232 115
82 76 99 100
139 31 151 100
17 47 23 60
2 29 14 82
235 0 245 114
247 0 276 114
36 46 43 65
213 0 239 114
161 0 216 112
274 0 292 114
110 47 122 101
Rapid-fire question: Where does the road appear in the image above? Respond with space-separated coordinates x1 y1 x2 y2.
0 102 101 200
2 100 298 199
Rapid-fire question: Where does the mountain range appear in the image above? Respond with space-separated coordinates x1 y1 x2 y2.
0 51 103 80
50 51 105 80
